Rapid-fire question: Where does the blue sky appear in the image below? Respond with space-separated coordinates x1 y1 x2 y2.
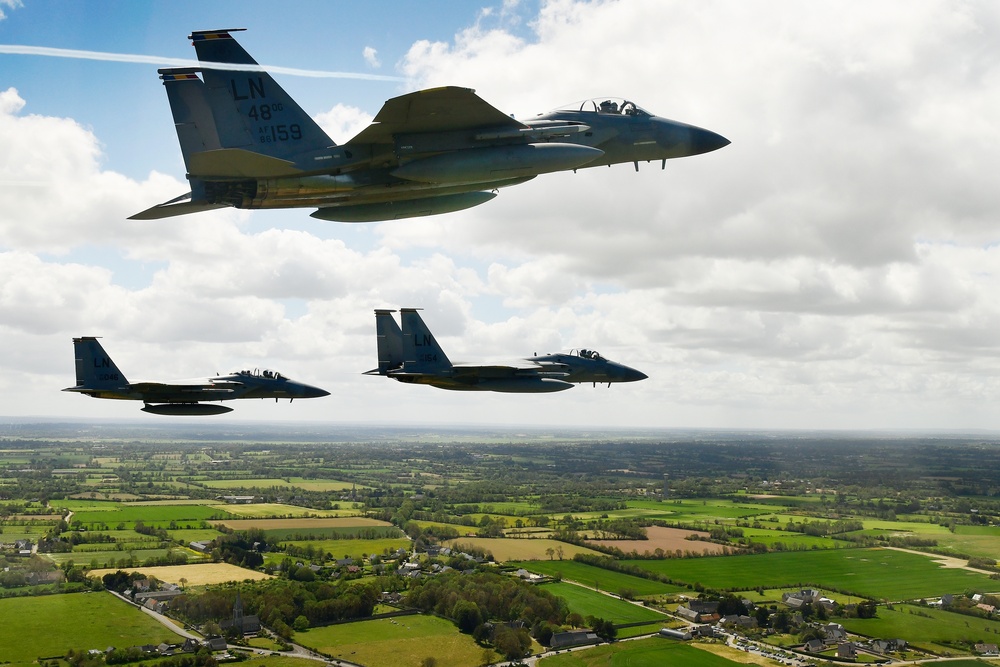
2 1 1000 429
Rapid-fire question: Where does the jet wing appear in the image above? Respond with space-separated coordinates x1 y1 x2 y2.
345 86 527 146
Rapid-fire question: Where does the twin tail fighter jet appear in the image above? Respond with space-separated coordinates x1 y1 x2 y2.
63 337 329 415
365 309 647 393
132 28 729 222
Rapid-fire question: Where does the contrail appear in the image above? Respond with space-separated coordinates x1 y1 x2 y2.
0 44 405 81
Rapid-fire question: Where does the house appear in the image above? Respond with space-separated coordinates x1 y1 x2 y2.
974 643 999 656
550 630 601 648
204 636 227 652
837 643 857 659
189 540 212 553
26 571 64 586
804 639 826 653
870 639 907 654
720 614 757 629
976 603 996 614
181 638 201 653
688 599 720 615
675 606 701 623
821 622 847 644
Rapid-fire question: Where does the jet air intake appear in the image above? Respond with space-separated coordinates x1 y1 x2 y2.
391 143 604 184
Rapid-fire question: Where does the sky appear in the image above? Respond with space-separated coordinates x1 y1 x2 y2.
1 0 999 429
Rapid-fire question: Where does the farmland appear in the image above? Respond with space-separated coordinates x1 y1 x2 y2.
512 559 688 597
5 425 1000 667
294 614 483 667
625 548 1000 600
539 582 668 625
538 637 745 666
0 592 179 664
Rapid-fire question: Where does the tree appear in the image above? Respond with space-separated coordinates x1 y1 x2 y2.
293 615 310 631
454 600 483 634
494 626 532 661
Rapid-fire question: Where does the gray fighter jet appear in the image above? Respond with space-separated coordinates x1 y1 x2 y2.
132 28 729 222
365 309 647 393
63 337 329 415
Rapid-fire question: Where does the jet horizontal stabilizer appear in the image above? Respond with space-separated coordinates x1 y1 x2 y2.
128 197 229 220
188 149 303 178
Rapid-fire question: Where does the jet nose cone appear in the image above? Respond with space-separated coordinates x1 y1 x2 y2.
300 385 331 398
688 126 730 155
623 367 648 382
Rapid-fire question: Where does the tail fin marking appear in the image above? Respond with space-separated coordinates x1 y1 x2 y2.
70 337 129 390
400 308 453 373
188 29 335 162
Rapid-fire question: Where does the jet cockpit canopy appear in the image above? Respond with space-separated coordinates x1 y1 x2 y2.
233 368 287 380
550 98 651 117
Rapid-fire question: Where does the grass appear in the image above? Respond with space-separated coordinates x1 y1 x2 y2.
294 613 483 667
625 548 1000 600
70 503 233 528
45 547 194 567
442 537 601 562
0 592 179 664
274 537 411 560
540 582 668 625
511 560 687 596
538 637 745 667
207 503 350 518
839 603 1000 655
265 525 402 540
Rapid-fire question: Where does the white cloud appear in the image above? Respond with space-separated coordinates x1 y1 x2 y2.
3 2 1000 428
0 0 21 21
362 46 380 68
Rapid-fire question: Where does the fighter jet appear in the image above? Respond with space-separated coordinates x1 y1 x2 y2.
365 309 647 393
131 28 729 223
63 337 329 415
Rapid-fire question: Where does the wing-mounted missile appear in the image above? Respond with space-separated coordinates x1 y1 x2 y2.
474 121 591 141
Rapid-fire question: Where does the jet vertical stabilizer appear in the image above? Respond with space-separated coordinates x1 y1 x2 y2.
189 29 335 164
400 308 453 373
68 337 129 391
368 309 404 375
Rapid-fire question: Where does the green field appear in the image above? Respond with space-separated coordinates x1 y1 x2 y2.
511 560 687 597
271 537 410 561
294 613 483 667
266 525 403 540
45 547 203 567
840 603 1000 655
540 582 668 625
935 525 1000 560
626 548 1000 600
70 503 233 528
0 592 180 664
538 637 744 667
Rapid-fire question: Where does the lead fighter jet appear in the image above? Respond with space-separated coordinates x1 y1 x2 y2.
63 337 329 415
365 309 647 393
132 28 729 222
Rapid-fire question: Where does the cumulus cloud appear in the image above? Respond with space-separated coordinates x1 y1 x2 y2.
362 46 380 68
3 1 1000 428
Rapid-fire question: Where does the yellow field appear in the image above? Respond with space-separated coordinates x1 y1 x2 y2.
88 563 273 586
207 503 360 518
214 516 391 530
442 537 602 562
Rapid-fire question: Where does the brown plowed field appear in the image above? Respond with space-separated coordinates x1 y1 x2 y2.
586 525 731 556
